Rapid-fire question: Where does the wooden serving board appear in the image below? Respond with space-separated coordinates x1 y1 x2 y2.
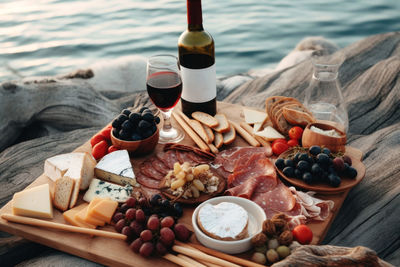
0 102 364 267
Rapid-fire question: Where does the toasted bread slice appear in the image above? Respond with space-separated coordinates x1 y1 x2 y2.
189 119 211 143
212 113 230 133
214 132 224 148
53 176 75 211
203 124 215 143
283 106 316 126
192 112 219 128
222 124 236 145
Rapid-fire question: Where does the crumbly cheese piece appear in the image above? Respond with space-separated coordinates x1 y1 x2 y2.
243 108 268 124
95 150 138 187
83 178 133 203
198 202 248 240
12 184 53 219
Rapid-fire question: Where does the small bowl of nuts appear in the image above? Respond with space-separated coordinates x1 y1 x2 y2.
160 162 226 204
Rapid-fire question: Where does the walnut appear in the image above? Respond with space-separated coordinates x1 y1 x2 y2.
251 232 268 246
262 219 277 237
278 230 293 246
271 218 287 233
271 213 287 221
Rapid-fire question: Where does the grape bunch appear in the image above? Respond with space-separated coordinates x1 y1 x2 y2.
275 146 358 187
112 195 190 258
111 107 161 141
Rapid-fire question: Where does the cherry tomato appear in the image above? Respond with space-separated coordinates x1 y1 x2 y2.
90 134 106 147
272 138 287 146
288 126 304 140
292 224 313 244
92 140 109 160
100 125 112 140
108 145 120 153
272 142 289 156
287 139 299 147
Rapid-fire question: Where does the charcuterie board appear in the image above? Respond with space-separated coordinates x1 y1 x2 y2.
0 101 365 267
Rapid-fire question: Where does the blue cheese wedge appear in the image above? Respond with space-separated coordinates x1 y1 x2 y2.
94 150 138 187
83 178 133 203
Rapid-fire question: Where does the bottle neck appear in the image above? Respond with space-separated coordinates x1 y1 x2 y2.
187 0 204 31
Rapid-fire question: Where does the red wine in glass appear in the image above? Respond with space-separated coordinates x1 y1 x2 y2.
146 71 182 112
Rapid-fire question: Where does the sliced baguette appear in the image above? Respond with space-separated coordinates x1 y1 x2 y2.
192 111 219 128
53 176 75 211
283 106 316 126
222 124 236 145
203 124 215 143
214 132 224 149
189 119 211 144
212 113 230 133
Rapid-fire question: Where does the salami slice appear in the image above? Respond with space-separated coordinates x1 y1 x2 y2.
151 158 169 175
136 173 161 189
140 160 165 181
162 150 179 169
187 151 211 164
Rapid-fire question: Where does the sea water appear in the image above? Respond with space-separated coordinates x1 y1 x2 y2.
0 0 399 81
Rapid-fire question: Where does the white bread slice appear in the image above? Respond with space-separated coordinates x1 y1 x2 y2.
212 113 230 133
243 108 268 124
189 119 211 144
192 112 219 128
222 124 236 145
255 126 285 141
203 124 215 143
53 176 75 211
214 132 224 149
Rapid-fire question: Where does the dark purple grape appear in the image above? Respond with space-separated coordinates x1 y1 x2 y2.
328 174 341 187
160 227 175 246
140 229 153 242
142 112 155 122
129 112 141 123
173 203 183 217
130 220 144 236
294 169 302 179
309 146 321 156
284 159 294 168
346 166 358 179
332 158 345 172
139 106 149 113
150 194 162 206
155 241 168 255
122 226 133 237
112 212 124 223
130 238 143 253
174 223 190 242
112 127 120 138
135 209 146 223
297 160 310 172
120 203 129 214
275 158 285 170
139 242 154 257
125 208 136 221
161 216 175 228
119 129 130 140
293 152 301 163
311 163 323 176
122 120 134 130
316 153 330 165
117 114 128 123
298 153 309 161
343 155 352 166
115 219 126 233
302 172 313 184
282 166 294 177
126 197 137 208
122 109 131 116
155 116 161 124
138 120 152 130
161 199 170 208
322 147 331 156
112 119 121 128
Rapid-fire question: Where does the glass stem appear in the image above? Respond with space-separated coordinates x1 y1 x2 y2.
161 109 172 133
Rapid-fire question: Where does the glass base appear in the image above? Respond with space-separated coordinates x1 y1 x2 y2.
158 127 185 144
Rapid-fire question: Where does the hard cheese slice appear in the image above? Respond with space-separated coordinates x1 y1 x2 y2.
87 198 118 224
74 206 99 228
84 197 107 226
243 108 268 124
83 178 133 203
63 203 96 229
12 184 53 219
255 126 285 141
95 150 137 187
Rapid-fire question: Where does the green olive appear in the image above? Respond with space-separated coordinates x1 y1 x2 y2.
268 238 279 250
276 245 291 259
266 249 279 263
251 252 266 265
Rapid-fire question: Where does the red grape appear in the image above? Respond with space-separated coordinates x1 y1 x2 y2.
332 157 345 172
120 203 129 213
126 197 137 208
155 241 168 255
140 229 153 242
125 208 136 220
130 220 144 236
121 226 133 237
147 216 160 231
130 238 143 253
112 212 124 223
161 216 175 228
115 219 126 233
174 223 190 242
138 197 148 207
343 155 352 166
135 209 145 223
160 227 175 247
139 242 154 257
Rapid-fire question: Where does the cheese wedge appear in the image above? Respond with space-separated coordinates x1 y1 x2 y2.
63 203 96 229
243 108 268 124
44 153 84 181
83 178 133 203
12 184 53 219
88 198 118 224
255 126 285 141
84 197 107 226
253 122 264 132
95 150 137 187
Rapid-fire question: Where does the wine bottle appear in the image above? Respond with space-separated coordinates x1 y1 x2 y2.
178 0 216 117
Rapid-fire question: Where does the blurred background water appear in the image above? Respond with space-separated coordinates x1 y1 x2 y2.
0 0 399 82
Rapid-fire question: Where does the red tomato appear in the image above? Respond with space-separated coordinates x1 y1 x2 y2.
272 142 289 156
292 224 313 244
108 145 120 153
100 125 112 140
288 126 304 140
272 138 287 146
90 134 106 147
92 140 109 160
287 139 299 147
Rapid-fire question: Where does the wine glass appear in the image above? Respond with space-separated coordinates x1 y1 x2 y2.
146 54 184 144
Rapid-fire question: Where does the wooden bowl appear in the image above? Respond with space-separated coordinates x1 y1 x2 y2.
111 124 160 157
302 122 346 153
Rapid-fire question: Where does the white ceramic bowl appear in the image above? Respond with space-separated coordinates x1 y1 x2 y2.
192 196 266 254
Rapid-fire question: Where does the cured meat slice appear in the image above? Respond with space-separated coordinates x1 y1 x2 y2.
187 151 212 164
136 173 161 189
225 175 274 199
164 143 215 159
140 185 161 200
140 160 165 180
150 157 169 176
162 150 179 169
215 147 273 172
175 151 194 165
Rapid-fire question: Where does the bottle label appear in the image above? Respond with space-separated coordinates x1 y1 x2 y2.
180 63 216 103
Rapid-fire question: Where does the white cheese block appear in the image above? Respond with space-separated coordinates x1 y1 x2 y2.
255 126 285 141
44 153 84 181
83 178 133 203
95 150 138 187
243 108 268 124
253 122 264 132
197 202 248 240
12 184 53 219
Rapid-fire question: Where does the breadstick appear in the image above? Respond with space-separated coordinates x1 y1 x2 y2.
1 214 126 240
240 122 272 149
163 253 193 267
229 120 260 147
177 254 208 267
172 112 210 152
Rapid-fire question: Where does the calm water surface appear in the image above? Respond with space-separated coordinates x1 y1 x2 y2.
0 0 399 81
